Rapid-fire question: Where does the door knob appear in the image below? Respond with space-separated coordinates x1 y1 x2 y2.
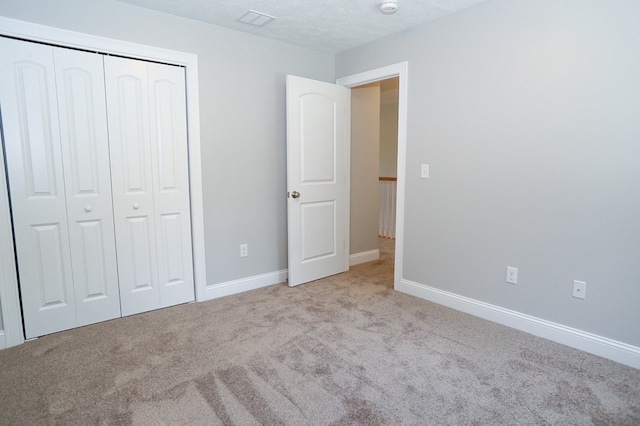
291 191 301 199
84 205 92 212
133 203 140 209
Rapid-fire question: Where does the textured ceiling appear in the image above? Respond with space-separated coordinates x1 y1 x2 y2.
116 0 493 53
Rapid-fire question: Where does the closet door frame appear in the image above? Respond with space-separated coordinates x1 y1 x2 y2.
0 16 207 348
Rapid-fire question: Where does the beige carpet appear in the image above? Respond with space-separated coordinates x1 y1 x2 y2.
1 238 639 424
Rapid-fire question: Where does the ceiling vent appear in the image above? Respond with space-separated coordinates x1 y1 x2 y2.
236 9 276 27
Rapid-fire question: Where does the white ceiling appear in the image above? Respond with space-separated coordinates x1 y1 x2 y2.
116 0 493 53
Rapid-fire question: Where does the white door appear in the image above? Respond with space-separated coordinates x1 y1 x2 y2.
54 47 122 326
105 56 160 316
0 38 122 337
286 75 350 286
0 38 77 337
147 62 195 308
105 56 194 316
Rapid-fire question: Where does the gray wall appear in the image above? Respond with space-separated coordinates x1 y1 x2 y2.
379 102 398 178
350 85 380 255
0 0 335 285
337 0 640 346
4 0 639 348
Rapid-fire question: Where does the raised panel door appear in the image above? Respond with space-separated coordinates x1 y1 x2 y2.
104 56 161 316
54 47 121 325
147 63 194 307
286 75 349 286
0 37 77 337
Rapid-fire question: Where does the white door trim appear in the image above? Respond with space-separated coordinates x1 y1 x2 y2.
0 17 207 345
337 62 408 290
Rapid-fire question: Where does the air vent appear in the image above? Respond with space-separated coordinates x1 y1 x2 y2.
236 9 276 27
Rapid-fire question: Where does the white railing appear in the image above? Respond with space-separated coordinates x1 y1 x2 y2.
379 177 397 238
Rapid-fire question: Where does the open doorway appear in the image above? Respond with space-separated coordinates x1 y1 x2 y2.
285 63 407 289
337 62 408 290
349 78 399 275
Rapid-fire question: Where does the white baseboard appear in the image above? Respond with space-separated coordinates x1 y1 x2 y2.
350 249 380 266
397 279 640 370
0 331 6 350
200 269 288 301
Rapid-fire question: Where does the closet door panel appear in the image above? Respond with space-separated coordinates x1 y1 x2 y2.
0 38 76 338
104 56 160 316
122 214 156 295
148 63 194 307
54 48 121 325
30 224 70 307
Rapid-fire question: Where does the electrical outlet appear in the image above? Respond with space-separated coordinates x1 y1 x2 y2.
240 244 248 258
506 267 518 284
572 280 586 299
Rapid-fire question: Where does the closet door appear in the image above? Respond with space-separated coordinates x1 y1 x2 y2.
105 57 194 315
54 48 121 326
148 63 194 307
105 56 160 316
105 56 194 316
0 38 121 337
0 38 76 337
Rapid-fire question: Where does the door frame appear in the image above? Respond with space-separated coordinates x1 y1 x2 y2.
0 16 207 347
337 62 408 290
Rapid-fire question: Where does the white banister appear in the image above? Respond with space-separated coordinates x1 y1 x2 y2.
378 178 397 238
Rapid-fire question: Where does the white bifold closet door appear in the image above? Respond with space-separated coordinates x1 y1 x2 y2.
1 37 195 338
0 38 120 338
104 56 194 316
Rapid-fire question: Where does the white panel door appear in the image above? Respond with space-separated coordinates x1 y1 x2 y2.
105 56 161 316
54 47 121 325
105 57 194 315
286 75 350 286
148 63 195 307
0 38 77 337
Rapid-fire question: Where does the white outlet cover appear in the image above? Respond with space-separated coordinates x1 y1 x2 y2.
573 280 586 299
420 164 429 179
506 266 518 284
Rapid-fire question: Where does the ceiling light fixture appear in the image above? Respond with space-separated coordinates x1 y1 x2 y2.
380 1 398 15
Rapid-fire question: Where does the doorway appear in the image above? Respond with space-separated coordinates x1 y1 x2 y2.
285 63 407 289
350 77 399 276
337 62 408 290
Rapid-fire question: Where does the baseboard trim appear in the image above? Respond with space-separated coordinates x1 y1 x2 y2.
350 249 380 266
200 269 288 301
397 279 640 370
